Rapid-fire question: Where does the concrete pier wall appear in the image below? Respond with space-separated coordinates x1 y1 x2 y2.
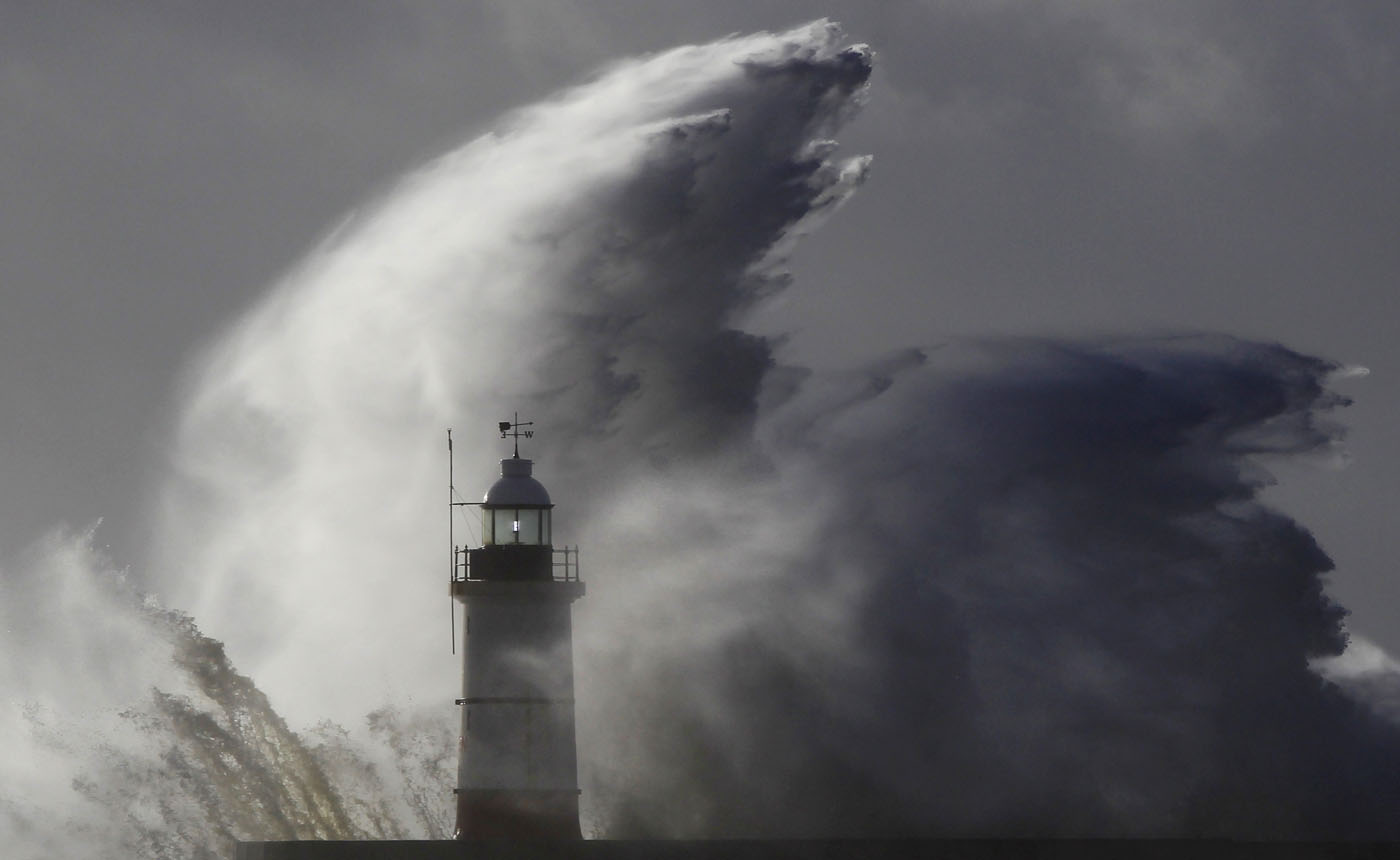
235 838 1390 860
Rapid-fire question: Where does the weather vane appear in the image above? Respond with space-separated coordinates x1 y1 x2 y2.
499 412 534 458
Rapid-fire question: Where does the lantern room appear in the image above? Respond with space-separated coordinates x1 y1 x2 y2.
464 455 557 583
481 457 553 546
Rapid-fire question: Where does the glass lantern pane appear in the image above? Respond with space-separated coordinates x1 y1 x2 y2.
540 510 551 545
481 508 494 545
494 509 517 544
517 509 541 545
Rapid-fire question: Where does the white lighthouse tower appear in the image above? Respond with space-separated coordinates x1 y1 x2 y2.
450 417 584 840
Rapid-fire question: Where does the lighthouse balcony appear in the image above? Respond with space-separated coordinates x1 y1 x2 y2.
452 545 581 586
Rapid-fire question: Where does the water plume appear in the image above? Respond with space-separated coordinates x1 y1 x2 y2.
151 20 874 732
2 529 450 859
583 336 1397 838
7 19 1400 856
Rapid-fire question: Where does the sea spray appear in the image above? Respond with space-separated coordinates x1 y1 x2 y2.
3 529 451 859
151 20 874 733
105 18 1400 838
5 20 1400 855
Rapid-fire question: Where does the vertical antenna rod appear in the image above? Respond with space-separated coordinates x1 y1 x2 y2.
448 428 456 655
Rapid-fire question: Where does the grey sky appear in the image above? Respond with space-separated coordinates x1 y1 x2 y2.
2 2 1398 651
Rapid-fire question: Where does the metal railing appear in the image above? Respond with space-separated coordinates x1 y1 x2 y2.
552 546 580 582
451 545 580 583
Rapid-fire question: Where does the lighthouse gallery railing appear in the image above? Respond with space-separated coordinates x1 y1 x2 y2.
451 545 580 584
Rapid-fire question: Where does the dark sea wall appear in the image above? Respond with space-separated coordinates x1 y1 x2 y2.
235 839 1396 860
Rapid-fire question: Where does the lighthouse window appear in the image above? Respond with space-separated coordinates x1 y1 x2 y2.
482 507 551 545
517 509 541 544
492 509 513 544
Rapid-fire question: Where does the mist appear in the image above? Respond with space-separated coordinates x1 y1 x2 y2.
5 20 1400 857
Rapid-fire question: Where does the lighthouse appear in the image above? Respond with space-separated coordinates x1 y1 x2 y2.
450 418 584 840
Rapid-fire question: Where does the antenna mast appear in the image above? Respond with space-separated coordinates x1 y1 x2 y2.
448 429 456 653
448 416 536 654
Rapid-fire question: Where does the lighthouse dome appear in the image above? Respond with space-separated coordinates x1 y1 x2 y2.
483 457 552 507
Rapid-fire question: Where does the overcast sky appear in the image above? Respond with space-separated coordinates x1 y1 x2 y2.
3 1 1399 651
